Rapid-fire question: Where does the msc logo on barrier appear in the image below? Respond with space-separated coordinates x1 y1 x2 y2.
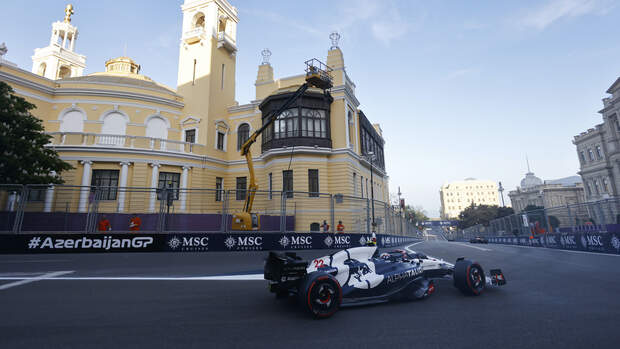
323 235 351 248
611 235 620 251
278 235 312 249
225 236 263 251
168 236 209 251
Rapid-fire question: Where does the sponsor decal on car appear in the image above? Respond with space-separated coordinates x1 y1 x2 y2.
28 235 153 250
386 267 422 284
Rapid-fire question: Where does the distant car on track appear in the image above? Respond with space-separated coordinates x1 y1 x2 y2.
264 245 506 318
470 236 488 244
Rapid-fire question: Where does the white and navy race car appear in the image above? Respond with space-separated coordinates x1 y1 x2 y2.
264 244 506 318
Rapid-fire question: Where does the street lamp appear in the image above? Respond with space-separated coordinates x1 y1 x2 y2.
366 151 377 233
498 181 505 207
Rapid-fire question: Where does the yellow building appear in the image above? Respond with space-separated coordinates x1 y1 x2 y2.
439 179 499 219
0 0 390 233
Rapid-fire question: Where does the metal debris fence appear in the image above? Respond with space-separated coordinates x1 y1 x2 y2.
0 184 421 236
462 197 620 239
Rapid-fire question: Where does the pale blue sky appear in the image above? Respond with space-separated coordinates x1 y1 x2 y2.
2 0 619 217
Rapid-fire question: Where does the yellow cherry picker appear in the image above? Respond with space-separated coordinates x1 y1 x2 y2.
231 59 333 230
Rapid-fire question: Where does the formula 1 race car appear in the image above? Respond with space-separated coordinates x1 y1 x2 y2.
470 236 488 244
264 245 506 318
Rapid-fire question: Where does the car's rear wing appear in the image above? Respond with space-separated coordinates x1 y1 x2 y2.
264 252 308 282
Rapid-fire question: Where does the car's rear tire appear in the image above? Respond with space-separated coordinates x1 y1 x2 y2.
454 259 485 296
300 272 342 318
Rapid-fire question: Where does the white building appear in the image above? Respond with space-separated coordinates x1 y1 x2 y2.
573 76 620 201
439 178 499 219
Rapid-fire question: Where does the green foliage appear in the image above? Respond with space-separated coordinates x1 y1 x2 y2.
458 204 515 229
0 81 72 184
458 204 498 229
404 205 429 225
496 206 515 218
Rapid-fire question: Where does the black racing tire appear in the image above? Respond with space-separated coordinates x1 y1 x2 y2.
454 259 485 296
299 272 342 318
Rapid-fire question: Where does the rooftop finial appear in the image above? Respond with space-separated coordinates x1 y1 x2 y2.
329 31 341 50
261 48 272 65
526 155 531 173
0 43 7 59
64 4 74 23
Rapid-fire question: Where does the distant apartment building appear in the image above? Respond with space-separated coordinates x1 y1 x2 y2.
508 171 585 213
439 179 499 219
573 77 620 201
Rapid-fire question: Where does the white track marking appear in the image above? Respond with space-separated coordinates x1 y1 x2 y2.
405 241 424 253
0 259 70 263
493 243 620 257
452 242 492 251
0 271 74 290
0 274 265 282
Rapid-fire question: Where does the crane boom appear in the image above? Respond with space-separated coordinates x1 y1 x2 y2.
239 82 309 215
231 59 332 231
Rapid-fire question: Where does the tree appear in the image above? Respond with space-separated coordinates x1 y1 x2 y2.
403 205 428 225
458 204 499 229
496 206 515 218
0 81 72 184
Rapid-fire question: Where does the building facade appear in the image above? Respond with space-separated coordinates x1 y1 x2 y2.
439 179 499 219
0 0 389 232
508 172 585 213
573 77 620 201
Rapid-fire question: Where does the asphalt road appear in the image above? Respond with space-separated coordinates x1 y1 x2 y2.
1 241 619 349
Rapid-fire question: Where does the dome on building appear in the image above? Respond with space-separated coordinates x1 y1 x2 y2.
520 171 543 189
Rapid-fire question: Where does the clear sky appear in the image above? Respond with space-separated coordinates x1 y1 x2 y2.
2 0 619 217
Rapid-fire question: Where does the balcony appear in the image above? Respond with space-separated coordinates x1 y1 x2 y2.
182 27 205 44
46 132 208 156
217 31 237 54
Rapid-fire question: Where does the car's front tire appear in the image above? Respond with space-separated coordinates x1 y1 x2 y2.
299 272 342 318
454 259 485 296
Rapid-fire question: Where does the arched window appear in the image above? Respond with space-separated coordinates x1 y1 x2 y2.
301 108 327 138
237 123 250 151
37 63 47 76
59 109 84 132
100 111 127 145
58 65 71 79
193 12 205 28
146 116 168 150
218 16 227 32
274 109 298 139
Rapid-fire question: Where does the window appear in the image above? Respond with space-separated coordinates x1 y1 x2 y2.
283 170 293 198
92 170 119 200
268 173 273 200
301 108 327 138
59 110 84 133
353 172 357 196
217 131 225 150
588 149 594 161
237 123 250 151
236 177 247 201
215 177 223 201
185 129 196 143
100 112 127 146
192 59 196 85
308 169 319 197
360 175 364 198
158 172 180 200
221 64 225 90
28 188 46 202
595 145 603 159
274 109 298 139
579 151 586 163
